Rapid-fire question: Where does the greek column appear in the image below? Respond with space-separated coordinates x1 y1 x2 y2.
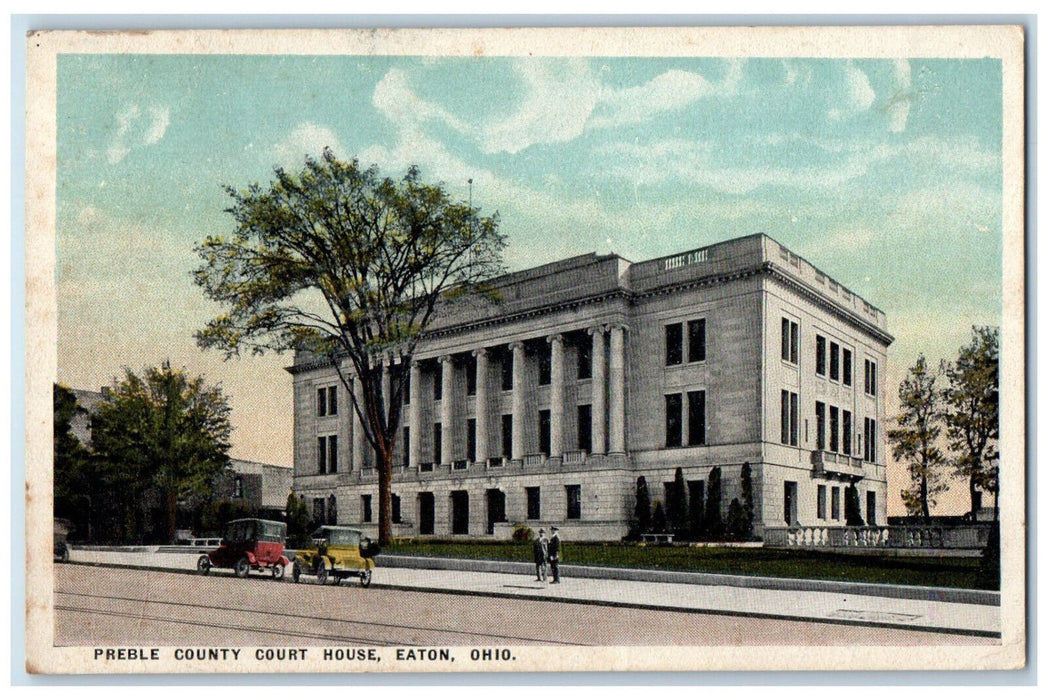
589 326 606 455
510 341 525 461
609 324 626 454
473 348 489 464
439 355 454 465
352 374 365 470
408 361 421 468
548 334 564 459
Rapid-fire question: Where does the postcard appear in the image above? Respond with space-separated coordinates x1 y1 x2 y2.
24 25 1025 674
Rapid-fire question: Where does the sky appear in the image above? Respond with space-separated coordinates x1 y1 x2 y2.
55 54 1004 516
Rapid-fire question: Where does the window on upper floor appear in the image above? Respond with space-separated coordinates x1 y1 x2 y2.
688 319 707 363
780 390 799 446
781 318 799 364
842 348 853 387
815 401 826 450
829 341 840 382
864 359 878 396
665 394 683 448
317 385 338 416
665 323 683 366
815 335 827 376
687 390 706 446
538 348 551 385
577 343 592 380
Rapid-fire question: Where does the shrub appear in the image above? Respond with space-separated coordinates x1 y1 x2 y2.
844 485 865 526
511 523 534 542
726 498 747 541
635 476 652 535
652 499 667 533
705 467 723 539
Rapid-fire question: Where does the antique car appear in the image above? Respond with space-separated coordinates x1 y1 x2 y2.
291 526 379 587
54 518 73 562
197 518 290 579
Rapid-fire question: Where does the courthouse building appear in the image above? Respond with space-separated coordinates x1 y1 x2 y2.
288 233 892 541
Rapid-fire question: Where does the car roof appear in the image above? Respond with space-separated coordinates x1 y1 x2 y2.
228 518 286 526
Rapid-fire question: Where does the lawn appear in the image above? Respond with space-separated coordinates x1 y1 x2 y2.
385 540 991 590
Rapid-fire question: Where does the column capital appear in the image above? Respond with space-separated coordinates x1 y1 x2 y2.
608 322 630 333
508 341 525 352
546 333 563 345
472 347 488 358
586 325 605 336
438 354 453 364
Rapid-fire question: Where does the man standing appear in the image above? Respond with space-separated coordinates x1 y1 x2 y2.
548 526 561 583
532 528 549 582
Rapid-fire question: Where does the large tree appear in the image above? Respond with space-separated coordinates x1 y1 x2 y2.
53 384 91 538
942 327 1000 520
90 363 233 543
887 354 948 522
193 151 505 545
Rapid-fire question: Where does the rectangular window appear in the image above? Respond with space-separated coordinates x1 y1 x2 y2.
433 422 442 464
577 405 592 453
829 406 839 453
866 491 877 526
317 387 327 417
501 357 513 391
433 372 443 401
539 410 551 455
466 355 477 396
688 319 707 363
815 335 827 376
538 349 551 385
501 414 513 458
665 323 683 366
790 392 799 446
817 485 827 520
313 498 325 524
327 435 339 473
687 390 706 446
781 318 799 364
391 494 401 524
829 342 840 381
865 359 878 396
526 487 541 520
577 343 592 380
780 390 799 446
466 419 477 462
665 394 683 448
566 484 581 520
842 410 852 456
784 481 797 525
842 348 853 387
361 495 372 523
815 401 826 450
403 427 410 464
317 436 327 474
864 418 877 462
831 487 841 520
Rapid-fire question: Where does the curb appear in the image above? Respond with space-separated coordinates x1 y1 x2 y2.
375 555 1001 607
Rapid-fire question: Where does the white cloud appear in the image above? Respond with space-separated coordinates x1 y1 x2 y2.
587 69 712 130
372 68 470 134
105 103 171 164
886 59 913 133
845 63 876 113
274 122 344 168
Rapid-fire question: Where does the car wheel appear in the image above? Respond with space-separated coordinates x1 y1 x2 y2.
59 545 70 563
234 557 250 578
291 561 302 583
360 568 372 588
197 555 211 576
316 561 328 586
272 563 285 580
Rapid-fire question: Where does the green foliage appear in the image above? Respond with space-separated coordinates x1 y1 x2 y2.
976 521 1000 590
669 467 689 538
689 481 705 540
740 462 755 540
704 467 723 539
89 363 233 544
942 327 1000 519
196 499 255 536
284 491 312 548
652 499 667 533
725 498 747 541
193 151 506 545
634 475 652 536
844 485 865 526
511 524 534 542
888 354 948 521
53 384 92 536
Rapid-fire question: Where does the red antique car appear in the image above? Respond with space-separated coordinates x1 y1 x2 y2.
197 518 290 579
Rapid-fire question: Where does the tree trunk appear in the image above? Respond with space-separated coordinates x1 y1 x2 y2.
920 473 930 523
376 442 394 547
969 474 979 520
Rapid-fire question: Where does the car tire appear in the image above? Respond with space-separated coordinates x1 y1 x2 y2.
272 563 285 580
360 568 372 588
291 561 302 583
197 555 211 576
234 557 250 578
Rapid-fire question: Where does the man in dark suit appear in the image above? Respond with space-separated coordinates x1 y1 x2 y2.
532 528 548 582
548 526 561 583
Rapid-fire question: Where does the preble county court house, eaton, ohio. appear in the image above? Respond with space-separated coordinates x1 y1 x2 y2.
288 233 892 541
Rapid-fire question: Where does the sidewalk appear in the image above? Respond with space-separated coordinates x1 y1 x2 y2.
65 547 1000 638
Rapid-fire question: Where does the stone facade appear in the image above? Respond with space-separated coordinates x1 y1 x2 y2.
288 233 892 541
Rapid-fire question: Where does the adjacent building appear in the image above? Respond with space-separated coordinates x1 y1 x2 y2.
288 233 892 541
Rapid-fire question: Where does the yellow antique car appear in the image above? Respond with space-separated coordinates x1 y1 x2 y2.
291 526 379 587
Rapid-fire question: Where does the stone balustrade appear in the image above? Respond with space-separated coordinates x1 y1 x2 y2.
763 523 993 550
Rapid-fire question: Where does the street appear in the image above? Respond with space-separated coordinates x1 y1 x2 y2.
54 564 993 647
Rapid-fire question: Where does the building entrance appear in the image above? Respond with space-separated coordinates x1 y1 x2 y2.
486 489 506 535
451 490 469 535
418 492 434 535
